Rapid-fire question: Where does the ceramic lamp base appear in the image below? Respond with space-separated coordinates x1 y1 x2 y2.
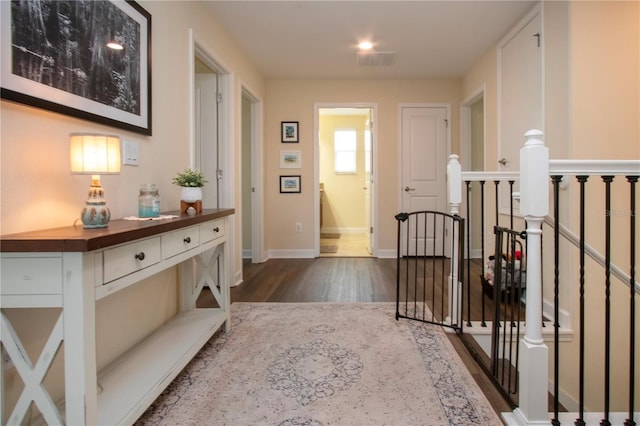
181 200 202 214
81 203 110 228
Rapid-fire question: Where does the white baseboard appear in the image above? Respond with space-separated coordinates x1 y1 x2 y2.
376 248 397 259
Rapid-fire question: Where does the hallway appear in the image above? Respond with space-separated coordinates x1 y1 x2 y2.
319 232 372 257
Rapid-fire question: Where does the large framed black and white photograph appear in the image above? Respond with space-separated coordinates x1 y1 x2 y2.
0 0 152 135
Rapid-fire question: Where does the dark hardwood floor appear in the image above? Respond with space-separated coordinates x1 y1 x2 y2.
230 257 514 419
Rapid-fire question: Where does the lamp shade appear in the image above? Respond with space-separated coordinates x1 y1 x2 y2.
70 134 121 174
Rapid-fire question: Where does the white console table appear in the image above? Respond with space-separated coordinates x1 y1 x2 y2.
0 209 234 425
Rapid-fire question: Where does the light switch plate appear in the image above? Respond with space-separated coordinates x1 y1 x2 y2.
122 140 139 166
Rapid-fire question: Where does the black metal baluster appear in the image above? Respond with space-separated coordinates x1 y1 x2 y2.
624 176 637 426
395 213 406 320
491 226 503 377
466 180 472 327
501 232 510 387
431 211 442 321
494 180 503 384
576 176 588 426
601 176 614 426
507 233 516 393
405 215 411 317
440 213 446 324
494 180 500 227
459 216 467 330
551 175 562 426
509 180 515 230
413 213 420 317
422 212 428 321
481 181 487 327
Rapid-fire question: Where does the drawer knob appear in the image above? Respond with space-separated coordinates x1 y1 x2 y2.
135 252 146 261
183 237 191 244
213 227 220 233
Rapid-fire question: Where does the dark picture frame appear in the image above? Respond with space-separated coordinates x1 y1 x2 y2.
1 0 152 135
280 175 301 193
281 121 299 143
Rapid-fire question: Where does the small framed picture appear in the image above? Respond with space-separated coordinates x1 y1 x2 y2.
281 121 299 143
280 150 301 169
280 175 301 193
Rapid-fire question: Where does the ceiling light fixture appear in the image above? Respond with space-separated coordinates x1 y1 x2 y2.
358 41 373 50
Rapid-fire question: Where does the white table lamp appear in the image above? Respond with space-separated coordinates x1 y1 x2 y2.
70 133 121 228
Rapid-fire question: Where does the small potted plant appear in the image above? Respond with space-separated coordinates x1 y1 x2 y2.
172 168 207 203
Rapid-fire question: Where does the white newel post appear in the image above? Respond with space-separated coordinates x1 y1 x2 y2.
513 129 550 425
447 154 462 325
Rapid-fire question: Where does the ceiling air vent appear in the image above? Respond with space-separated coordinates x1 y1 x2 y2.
356 51 396 66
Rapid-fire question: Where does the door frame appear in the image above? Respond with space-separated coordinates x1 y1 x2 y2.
460 86 486 173
189 29 236 280
241 84 265 264
460 87 486 259
313 102 379 257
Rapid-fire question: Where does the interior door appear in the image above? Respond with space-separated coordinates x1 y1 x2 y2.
401 106 447 256
499 11 542 215
194 58 219 208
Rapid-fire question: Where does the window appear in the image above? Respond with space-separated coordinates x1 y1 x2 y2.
334 129 357 173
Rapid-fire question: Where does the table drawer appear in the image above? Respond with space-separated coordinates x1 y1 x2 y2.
162 226 200 259
1 256 63 295
103 237 161 283
200 219 224 243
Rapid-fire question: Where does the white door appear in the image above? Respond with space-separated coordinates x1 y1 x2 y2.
194 61 219 208
499 10 542 215
401 106 448 255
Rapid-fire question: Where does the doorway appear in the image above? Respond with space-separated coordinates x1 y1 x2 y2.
315 104 377 257
190 29 236 282
461 90 485 259
241 87 264 264
193 57 219 207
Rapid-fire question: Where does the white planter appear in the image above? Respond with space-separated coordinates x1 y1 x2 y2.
180 187 203 203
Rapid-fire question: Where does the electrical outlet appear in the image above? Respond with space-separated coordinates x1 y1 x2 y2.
295 222 302 232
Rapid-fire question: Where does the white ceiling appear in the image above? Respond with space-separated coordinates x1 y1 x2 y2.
205 1 536 80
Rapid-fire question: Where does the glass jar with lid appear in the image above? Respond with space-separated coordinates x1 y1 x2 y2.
138 183 160 218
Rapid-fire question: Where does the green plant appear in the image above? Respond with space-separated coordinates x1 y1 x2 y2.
172 168 208 187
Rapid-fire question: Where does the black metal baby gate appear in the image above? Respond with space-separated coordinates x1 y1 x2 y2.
489 225 527 401
395 211 465 330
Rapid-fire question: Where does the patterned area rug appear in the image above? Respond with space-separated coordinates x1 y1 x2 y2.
136 303 502 426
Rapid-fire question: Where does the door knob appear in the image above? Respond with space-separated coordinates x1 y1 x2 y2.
404 186 415 192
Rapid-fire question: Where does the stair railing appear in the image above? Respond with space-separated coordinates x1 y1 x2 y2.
448 130 640 425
